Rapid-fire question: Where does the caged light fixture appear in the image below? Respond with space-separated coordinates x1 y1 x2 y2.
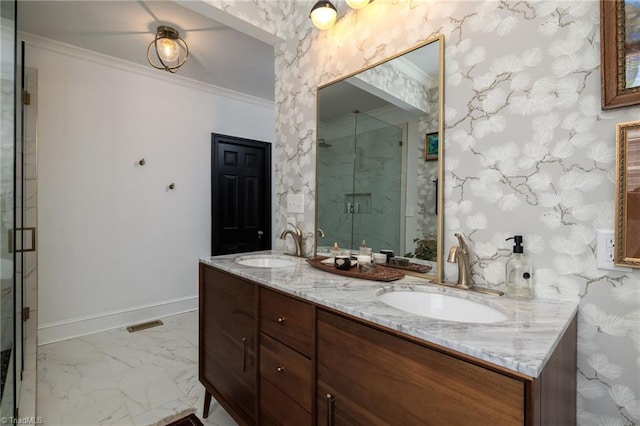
147 25 189 73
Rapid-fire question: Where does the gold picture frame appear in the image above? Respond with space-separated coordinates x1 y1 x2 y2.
425 132 438 161
615 120 640 267
601 0 640 109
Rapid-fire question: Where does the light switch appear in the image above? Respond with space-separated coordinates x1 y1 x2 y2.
287 193 304 214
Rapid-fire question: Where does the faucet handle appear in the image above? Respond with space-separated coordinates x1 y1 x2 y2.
447 246 458 263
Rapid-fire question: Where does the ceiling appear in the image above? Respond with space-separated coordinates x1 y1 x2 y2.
319 40 440 120
17 1 275 101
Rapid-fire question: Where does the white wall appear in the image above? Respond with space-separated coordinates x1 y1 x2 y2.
25 36 275 344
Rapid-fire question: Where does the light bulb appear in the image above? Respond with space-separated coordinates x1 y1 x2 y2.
345 0 370 9
310 1 337 30
156 38 179 62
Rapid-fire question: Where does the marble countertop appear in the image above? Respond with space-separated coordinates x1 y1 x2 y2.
199 251 578 378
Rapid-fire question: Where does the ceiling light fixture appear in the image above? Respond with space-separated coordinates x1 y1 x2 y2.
309 1 338 30
147 26 188 73
345 0 372 10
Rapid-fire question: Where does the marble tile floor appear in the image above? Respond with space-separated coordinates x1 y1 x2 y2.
37 311 237 426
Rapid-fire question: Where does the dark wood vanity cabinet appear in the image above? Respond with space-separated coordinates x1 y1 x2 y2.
316 309 577 426
316 309 524 425
199 264 257 425
199 264 576 426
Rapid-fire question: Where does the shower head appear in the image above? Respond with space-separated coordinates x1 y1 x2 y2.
318 139 332 148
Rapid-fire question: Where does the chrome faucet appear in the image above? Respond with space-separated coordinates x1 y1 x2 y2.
447 233 474 290
279 223 303 257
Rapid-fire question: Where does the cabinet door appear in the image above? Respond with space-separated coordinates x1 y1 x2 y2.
200 265 256 424
317 310 524 426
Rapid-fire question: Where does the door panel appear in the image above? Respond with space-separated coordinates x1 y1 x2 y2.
199 265 256 424
0 0 17 417
317 310 524 425
212 134 271 255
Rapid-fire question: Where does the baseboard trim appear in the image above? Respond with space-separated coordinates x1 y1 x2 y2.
38 295 198 346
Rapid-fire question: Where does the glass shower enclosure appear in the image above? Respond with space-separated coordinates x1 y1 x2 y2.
317 111 404 253
0 0 21 418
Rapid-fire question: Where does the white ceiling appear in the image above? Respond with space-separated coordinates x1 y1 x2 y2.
17 0 275 101
319 40 440 120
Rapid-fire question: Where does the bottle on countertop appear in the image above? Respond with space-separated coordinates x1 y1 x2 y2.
505 235 533 300
359 240 372 255
331 242 340 258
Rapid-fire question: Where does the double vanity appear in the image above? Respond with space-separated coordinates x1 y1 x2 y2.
199 251 578 425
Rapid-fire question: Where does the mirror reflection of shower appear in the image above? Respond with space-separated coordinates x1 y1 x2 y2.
318 139 332 148
317 110 403 253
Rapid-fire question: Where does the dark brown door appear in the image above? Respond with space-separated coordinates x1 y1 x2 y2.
212 133 271 255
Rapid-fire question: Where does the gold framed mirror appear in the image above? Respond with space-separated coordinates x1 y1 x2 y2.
615 120 640 267
314 35 444 283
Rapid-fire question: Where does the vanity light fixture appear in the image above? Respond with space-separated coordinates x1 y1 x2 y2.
147 25 189 73
345 0 372 10
309 1 338 30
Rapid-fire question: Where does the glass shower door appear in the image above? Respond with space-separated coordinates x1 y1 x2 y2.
317 111 403 253
0 0 17 418
351 112 403 253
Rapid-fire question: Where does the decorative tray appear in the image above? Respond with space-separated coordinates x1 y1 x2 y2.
385 262 433 274
305 257 404 282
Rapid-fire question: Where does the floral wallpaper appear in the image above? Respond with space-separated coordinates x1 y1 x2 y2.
213 0 640 423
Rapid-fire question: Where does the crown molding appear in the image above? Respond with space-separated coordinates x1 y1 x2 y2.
393 57 435 89
19 32 275 110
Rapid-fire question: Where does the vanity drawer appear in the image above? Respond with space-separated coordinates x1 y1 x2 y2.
260 376 311 425
260 288 313 356
260 332 313 412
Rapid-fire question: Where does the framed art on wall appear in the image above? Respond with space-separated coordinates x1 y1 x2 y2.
425 132 438 161
615 120 640 267
601 0 640 109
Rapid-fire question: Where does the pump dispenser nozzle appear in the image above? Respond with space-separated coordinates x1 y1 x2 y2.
506 235 523 253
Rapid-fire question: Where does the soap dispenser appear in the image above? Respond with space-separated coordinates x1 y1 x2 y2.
505 236 533 300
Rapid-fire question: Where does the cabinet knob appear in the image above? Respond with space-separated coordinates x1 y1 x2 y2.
276 317 286 324
276 366 285 373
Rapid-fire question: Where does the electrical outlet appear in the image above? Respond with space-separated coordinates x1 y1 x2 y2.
287 194 304 214
596 229 630 271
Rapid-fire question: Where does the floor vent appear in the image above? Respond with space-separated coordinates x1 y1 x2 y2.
126 320 163 333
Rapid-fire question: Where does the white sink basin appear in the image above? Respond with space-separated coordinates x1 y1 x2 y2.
377 290 507 323
235 255 296 268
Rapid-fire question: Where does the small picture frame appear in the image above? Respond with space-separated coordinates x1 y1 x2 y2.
601 0 640 109
424 132 438 161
